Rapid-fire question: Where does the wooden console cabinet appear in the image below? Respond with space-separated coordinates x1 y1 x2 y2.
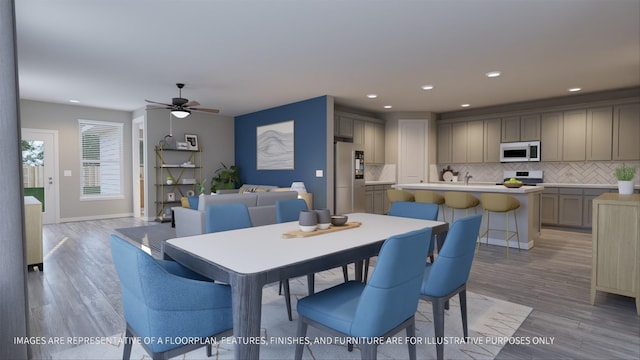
24 196 43 271
591 193 640 315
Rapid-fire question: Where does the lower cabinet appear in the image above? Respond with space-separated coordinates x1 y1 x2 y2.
541 187 611 229
366 184 391 214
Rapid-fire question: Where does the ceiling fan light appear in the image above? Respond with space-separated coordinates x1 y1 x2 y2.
171 109 191 118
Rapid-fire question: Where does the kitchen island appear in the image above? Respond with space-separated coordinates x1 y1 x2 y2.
393 182 544 250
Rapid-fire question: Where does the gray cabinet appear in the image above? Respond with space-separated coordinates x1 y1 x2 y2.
364 121 385 164
353 119 364 147
541 188 559 225
541 112 563 161
562 110 587 161
449 121 483 164
586 107 613 161
542 187 612 228
484 118 501 163
437 123 452 164
558 188 583 227
334 114 354 138
501 115 540 142
365 184 391 214
613 103 640 161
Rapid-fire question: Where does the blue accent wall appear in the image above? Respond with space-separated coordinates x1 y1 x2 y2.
235 96 328 209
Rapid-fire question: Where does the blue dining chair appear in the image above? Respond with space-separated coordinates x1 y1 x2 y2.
420 214 482 360
294 227 433 360
205 203 253 233
275 198 308 223
357 201 440 282
110 234 233 360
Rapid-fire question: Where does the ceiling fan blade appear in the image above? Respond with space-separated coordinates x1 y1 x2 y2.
145 99 172 106
183 100 200 107
191 107 220 114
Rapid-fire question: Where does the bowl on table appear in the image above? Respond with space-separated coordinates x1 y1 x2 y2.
503 183 523 188
299 225 318 232
330 215 348 226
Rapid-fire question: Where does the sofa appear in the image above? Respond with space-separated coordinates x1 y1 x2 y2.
173 189 298 237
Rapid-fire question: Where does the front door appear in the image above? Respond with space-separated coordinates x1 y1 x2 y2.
21 129 58 224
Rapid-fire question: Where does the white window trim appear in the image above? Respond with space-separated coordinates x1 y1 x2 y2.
78 119 125 201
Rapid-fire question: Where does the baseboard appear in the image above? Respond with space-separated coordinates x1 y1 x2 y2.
59 212 134 223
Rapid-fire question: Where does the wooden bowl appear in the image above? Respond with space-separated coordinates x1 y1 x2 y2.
503 183 523 188
331 215 348 226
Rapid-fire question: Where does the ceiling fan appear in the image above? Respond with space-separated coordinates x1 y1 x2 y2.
145 83 219 118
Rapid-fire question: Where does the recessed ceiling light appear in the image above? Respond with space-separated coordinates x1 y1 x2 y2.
421 85 434 90
461 104 471 108
69 99 80 103
383 105 392 109
485 71 501 78
568 87 582 92
366 94 378 99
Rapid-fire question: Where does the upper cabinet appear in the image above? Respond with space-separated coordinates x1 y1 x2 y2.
335 111 386 164
501 115 540 142
540 112 563 162
364 121 385 164
437 123 452 164
613 103 640 161
334 114 354 138
484 118 501 162
440 120 483 164
586 107 613 161
562 109 587 161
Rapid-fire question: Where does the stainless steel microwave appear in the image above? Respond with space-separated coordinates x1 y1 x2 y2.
500 141 541 162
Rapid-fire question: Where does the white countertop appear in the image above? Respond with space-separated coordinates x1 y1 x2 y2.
393 182 544 194
365 180 396 185
541 182 640 189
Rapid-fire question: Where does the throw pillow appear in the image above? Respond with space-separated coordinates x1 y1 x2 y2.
187 196 199 209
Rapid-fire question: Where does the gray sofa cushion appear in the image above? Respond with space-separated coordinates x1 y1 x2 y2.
256 191 298 206
197 193 258 211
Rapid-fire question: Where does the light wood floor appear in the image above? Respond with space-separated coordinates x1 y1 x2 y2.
27 217 640 359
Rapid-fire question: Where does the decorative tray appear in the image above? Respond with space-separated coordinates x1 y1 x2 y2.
281 222 362 238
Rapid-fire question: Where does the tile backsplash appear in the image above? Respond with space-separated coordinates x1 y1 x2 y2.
436 161 640 185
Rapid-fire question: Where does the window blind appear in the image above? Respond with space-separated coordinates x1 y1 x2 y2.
79 120 123 198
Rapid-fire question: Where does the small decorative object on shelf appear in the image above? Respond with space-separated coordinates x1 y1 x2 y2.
167 192 175 202
185 134 198 150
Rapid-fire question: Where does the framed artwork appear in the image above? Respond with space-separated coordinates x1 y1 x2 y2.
185 134 198 150
167 192 176 202
257 120 294 170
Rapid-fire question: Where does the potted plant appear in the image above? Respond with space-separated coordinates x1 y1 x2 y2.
195 179 207 195
210 163 241 193
615 163 637 195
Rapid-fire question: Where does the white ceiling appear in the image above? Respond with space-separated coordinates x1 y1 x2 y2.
14 0 640 117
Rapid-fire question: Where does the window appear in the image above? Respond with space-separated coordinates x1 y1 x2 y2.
79 120 124 199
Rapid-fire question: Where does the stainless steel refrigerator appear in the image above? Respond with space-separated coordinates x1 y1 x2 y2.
334 141 365 215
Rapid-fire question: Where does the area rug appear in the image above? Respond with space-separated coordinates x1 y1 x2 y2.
51 267 532 360
114 223 175 254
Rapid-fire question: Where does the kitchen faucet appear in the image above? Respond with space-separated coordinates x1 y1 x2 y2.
464 172 472 185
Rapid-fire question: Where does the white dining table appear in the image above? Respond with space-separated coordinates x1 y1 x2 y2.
163 212 448 360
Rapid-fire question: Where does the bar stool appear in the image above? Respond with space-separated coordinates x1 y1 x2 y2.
414 190 446 222
479 193 521 257
387 189 415 203
444 192 479 222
